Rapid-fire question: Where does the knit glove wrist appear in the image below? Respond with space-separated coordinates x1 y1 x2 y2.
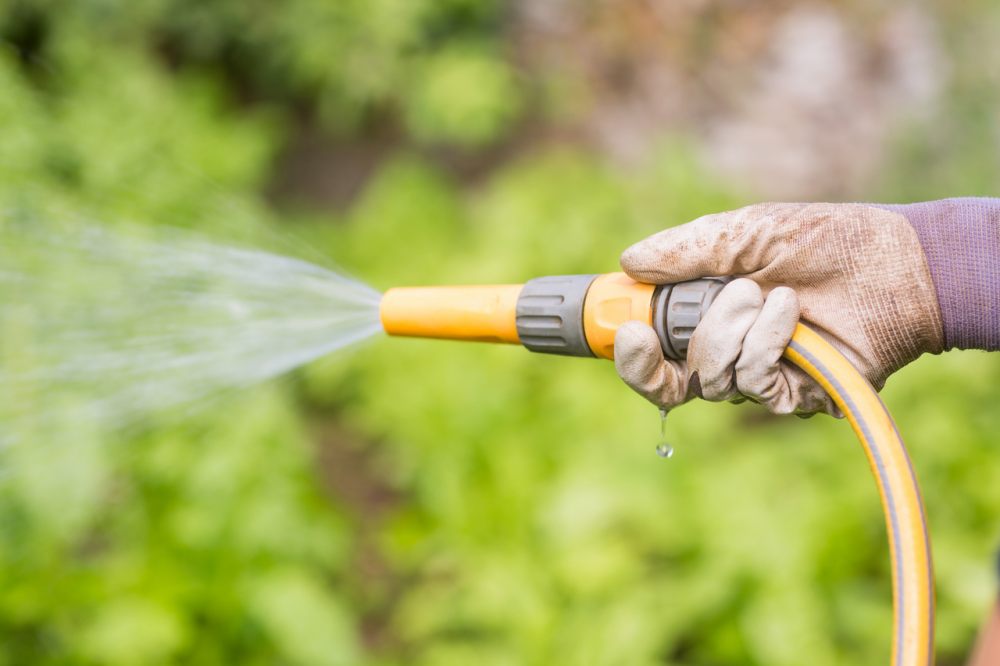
876 198 1000 351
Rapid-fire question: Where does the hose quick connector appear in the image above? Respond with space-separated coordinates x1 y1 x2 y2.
652 278 728 360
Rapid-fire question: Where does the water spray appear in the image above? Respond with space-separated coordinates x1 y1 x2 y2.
381 272 935 666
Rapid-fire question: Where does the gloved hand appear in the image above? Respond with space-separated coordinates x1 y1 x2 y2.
614 202 944 416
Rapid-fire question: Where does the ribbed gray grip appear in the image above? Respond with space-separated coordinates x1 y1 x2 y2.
652 278 728 360
516 274 597 357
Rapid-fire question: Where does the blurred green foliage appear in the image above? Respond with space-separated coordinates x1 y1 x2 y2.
1 2 1000 666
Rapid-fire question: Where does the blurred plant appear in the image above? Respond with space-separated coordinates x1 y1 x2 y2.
3 0 520 146
405 45 522 147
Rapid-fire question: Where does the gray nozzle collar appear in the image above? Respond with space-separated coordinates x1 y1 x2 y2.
516 274 597 357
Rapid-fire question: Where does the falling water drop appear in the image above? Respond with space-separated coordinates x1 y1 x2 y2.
655 407 674 459
655 442 674 458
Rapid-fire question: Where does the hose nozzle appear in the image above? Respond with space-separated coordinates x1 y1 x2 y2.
380 272 726 360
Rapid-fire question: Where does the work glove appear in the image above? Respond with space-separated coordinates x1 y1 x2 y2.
614 202 944 417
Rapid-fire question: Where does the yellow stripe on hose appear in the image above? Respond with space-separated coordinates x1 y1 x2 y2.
785 324 935 666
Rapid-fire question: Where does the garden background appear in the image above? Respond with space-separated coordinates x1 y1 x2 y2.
1 1 999 664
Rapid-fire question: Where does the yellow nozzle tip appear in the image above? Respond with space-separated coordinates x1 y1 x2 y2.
379 284 523 344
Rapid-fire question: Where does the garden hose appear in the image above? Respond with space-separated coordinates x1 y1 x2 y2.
380 272 935 666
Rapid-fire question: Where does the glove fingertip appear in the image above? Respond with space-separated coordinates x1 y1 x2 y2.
614 322 663 387
619 243 665 283
766 285 800 318
614 321 661 367
614 321 687 409
720 277 764 307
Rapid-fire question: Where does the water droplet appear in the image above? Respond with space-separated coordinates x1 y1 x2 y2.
656 407 675 459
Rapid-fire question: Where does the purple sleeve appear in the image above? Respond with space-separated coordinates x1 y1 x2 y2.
875 198 1000 351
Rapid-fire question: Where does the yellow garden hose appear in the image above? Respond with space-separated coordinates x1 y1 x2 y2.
787 324 934 666
381 273 935 665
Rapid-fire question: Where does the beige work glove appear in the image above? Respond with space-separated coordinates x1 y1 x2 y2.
614 202 944 416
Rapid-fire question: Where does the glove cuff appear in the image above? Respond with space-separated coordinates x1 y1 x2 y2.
876 198 1000 352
